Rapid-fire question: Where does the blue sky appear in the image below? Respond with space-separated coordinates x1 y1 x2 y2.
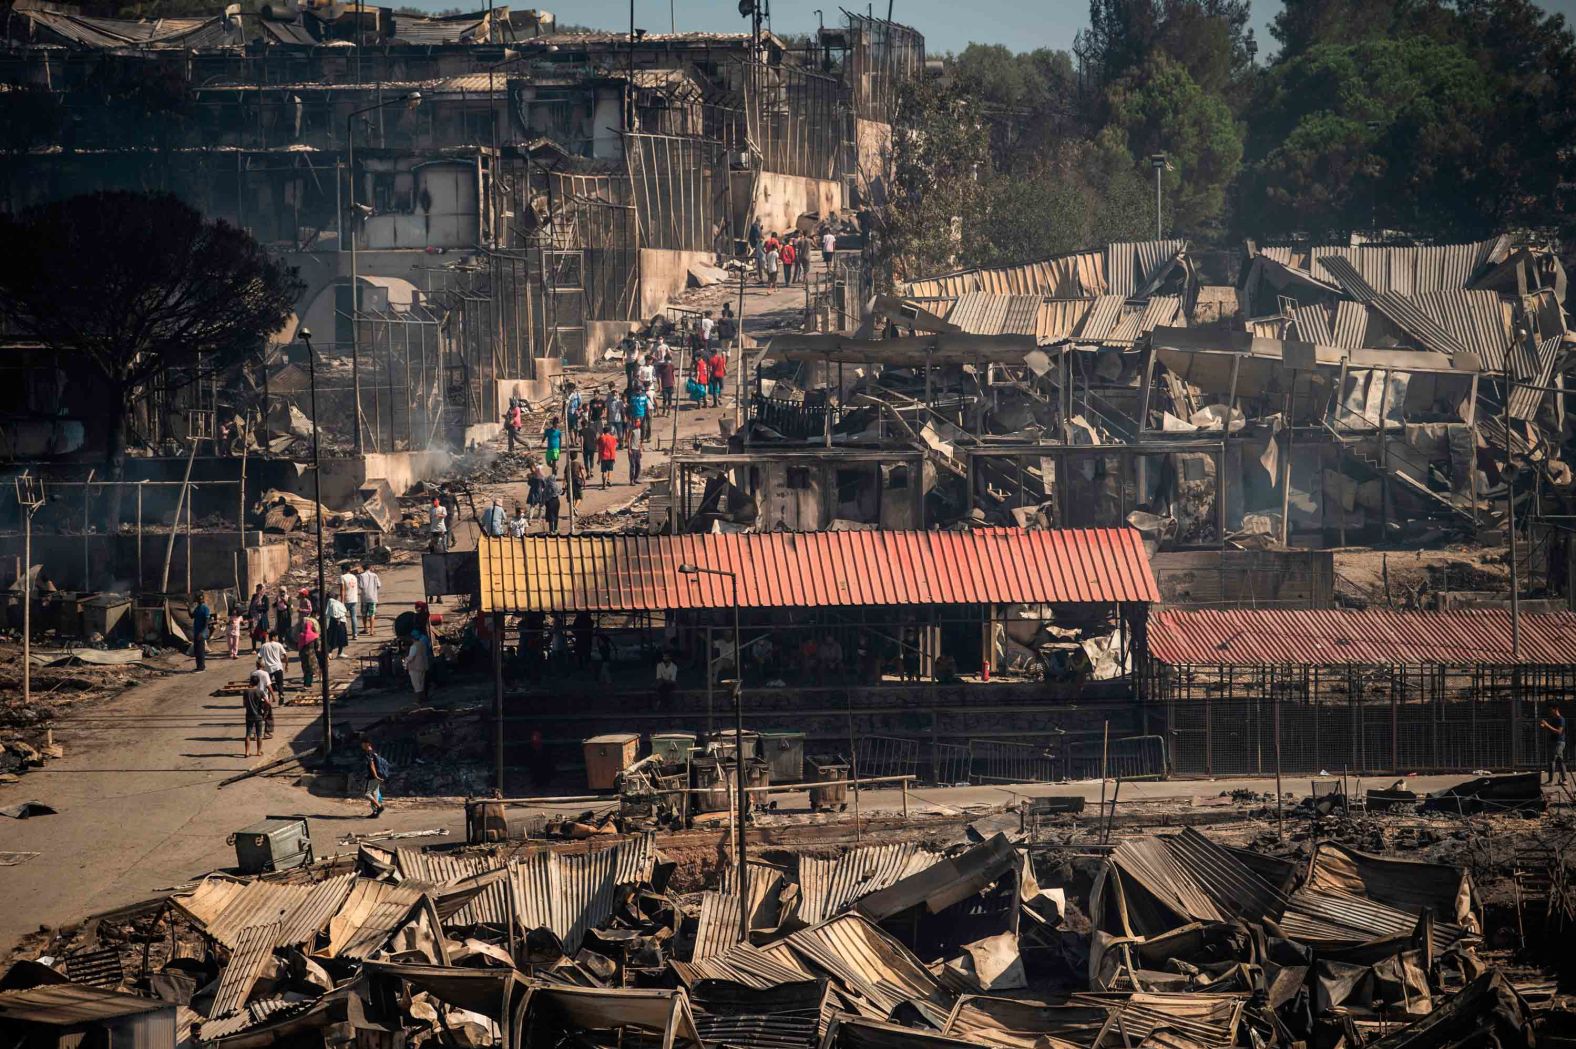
458 0 1576 57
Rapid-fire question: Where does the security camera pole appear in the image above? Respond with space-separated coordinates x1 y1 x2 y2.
299 328 334 756
678 562 748 942
346 91 424 456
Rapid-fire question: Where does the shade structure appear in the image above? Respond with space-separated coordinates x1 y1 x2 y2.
1149 608 1576 666
476 528 1159 614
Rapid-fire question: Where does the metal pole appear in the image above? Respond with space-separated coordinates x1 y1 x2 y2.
494 609 505 790
1154 164 1162 240
1274 693 1284 840
565 391 576 535
304 331 333 755
347 115 363 456
732 573 748 944
1505 355 1521 659
736 269 747 430
22 502 32 712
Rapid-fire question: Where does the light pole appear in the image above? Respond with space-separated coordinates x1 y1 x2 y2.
1149 153 1170 239
14 474 44 716
300 328 334 756
678 562 747 943
346 91 423 456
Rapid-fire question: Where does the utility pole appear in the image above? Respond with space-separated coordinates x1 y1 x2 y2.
301 329 334 756
14 475 44 717
1505 335 1522 660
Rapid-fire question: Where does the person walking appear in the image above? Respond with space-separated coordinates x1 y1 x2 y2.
227 610 243 660
189 593 212 672
708 346 727 408
630 386 651 443
627 443 644 485
567 458 586 511
748 217 763 281
274 588 292 640
701 310 716 347
822 226 836 269
258 630 288 697
543 470 564 534
764 240 781 288
657 355 676 413
718 303 737 348
1543 703 1569 785
780 237 797 286
361 739 388 818
504 402 523 451
428 497 448 552
655 650 677 710
248 584 270 651
606 389 626 445
403 632 431 703
339 564 360 640
248 659 276 739
242 680 268 758
597 426 619 487
637 355 655 393
325 594 350 660
441 488 461 549
357 563 381 635
480 498 507 538
296 613 320 687
543 419 563 474
526 464 545 523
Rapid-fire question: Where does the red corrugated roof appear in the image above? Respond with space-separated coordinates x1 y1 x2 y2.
1149 609 1576 666
478 528 1159 613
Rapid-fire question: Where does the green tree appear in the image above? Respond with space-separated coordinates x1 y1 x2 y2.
1105 55 1243 234
0 193 301 487
880 78 991 281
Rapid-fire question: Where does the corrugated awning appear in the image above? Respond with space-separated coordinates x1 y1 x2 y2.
1149 609 1576 666
476 528 1160 613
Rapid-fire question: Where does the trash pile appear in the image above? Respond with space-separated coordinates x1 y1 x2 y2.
5 817 1570 1049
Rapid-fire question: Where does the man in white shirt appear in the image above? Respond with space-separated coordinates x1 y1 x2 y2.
700 312 715 344
248 660 276 739
637 357 655 391
822 229 836 269
357 563 381 635
257 632 288 697
654 650 677 710
339 565 360 639
404 635 431 701
428 498 448 552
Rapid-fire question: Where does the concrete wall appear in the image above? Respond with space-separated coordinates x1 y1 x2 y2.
853 119 891 199
2 532 290 596
494 363 563 415
637 248 717 320
750 171 844 236
312 449 454 506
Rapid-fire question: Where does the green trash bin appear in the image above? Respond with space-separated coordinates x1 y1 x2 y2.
758 730 806 783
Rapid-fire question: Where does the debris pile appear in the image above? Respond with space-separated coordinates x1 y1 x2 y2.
6 815 1571 1049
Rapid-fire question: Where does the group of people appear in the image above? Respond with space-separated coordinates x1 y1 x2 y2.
747 218 837 288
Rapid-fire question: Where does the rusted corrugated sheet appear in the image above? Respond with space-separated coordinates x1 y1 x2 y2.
1508 335 1562 421
944 997 1109 1049
209 923 279 1019
197 998 310 1042
1331 301 1369 348
395 850 508 927
1105 244 1137 298
1069 992 1243 1046
945 292 1010 335
671 942 813 989
1315 254 1379 300
1279 887 1469 947
1313 239 1503 298
510 836 651 953
1139 296 1183 334
173 875 355 950
1412 289 1511 367
1150 608 1576 666
785 914 953 1019
479 528 1160 614
1037 299 1092 342
327 881 426 959
796 844 937 926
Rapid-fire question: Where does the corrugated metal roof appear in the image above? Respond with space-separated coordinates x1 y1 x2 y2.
1411 289 1511 367
1075 296 1126 342
1149 609 1576 666
1331 301 1369 349
785 914 953 1019
0 985 172 1024
1068 992 1243 1046
944 998 1108 1049
210 922 280 1019
326 881 427 959
395 849 509 926
478 529 1160 614
1508 334 1562 421
1316 254 1379 300
671 942 813 989
16 7 234 48
196 998 312 1042
899 247 1116 299
510 835 654 953
1278 887 1469 947
173 874 356 950
797 843 937 926
1312 239 1505 297
944 292 1011 335
1037 299 1093 342
1290 305 1332 345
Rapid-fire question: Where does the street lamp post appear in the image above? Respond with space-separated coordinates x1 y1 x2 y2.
300 328 334 756
346 91 423 457
1148 153 1170 240
678 562 747 943
14 474 44 717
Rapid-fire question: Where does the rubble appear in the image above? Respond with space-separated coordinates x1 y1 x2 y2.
6 798 1574 1049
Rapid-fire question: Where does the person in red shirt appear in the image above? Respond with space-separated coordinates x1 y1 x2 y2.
780 240 796 285
707 348 726 407
596 426 619 487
